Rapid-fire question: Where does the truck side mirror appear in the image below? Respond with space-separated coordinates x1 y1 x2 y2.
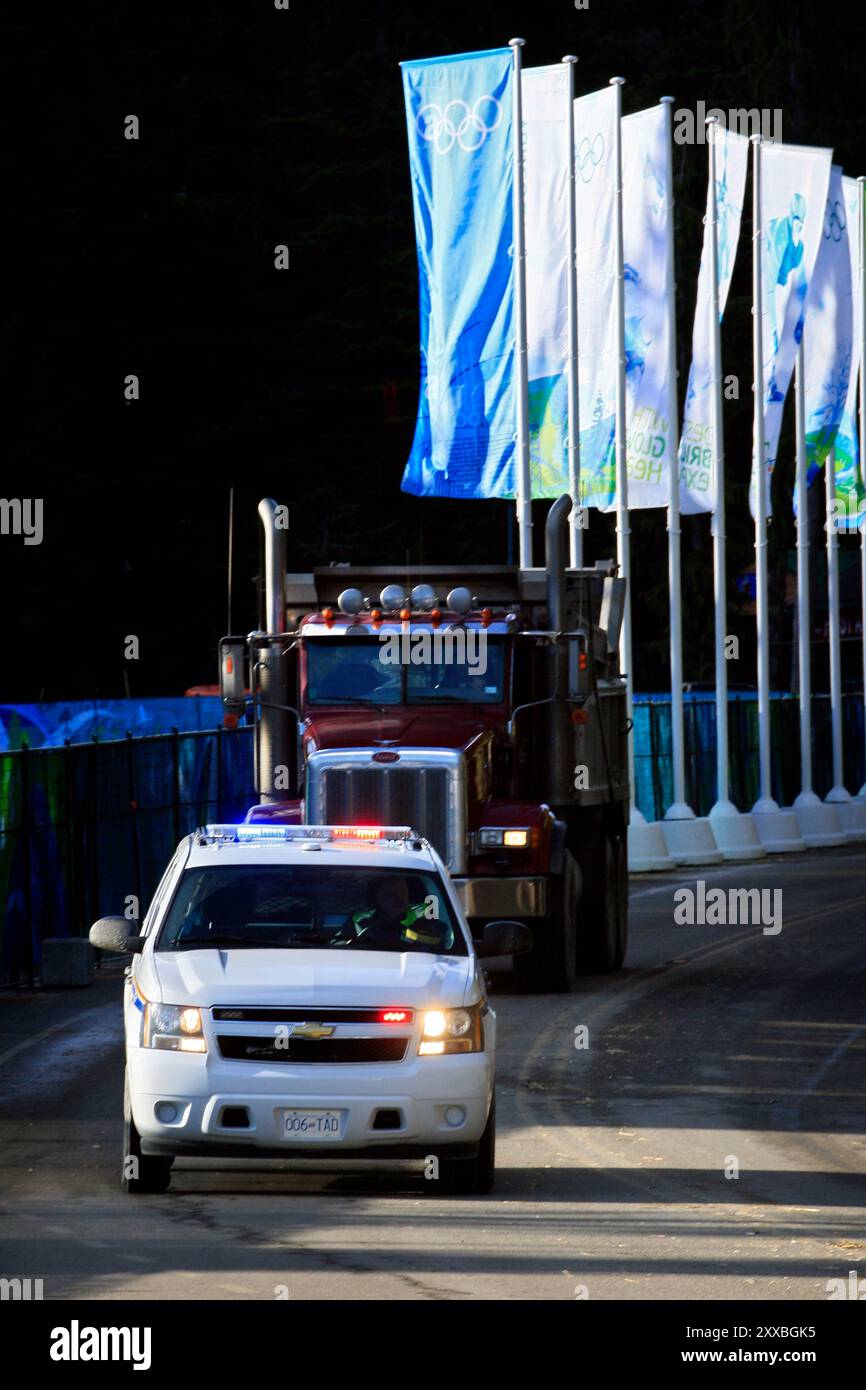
476 920 533 958
89 917 143 954
219 636 247 720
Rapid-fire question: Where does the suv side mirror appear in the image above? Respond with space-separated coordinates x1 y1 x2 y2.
476 920 533 958
89 917 143 954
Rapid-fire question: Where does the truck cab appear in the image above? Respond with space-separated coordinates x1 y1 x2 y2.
220 495 631 991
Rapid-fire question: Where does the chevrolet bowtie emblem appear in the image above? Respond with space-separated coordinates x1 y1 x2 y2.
290 1023 335 1040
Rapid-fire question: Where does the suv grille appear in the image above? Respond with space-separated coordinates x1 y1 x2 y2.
217 1034 408 1064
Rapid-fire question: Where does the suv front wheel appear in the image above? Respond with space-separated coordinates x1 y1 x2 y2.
437 1094 496 1195
122 1070 173 1194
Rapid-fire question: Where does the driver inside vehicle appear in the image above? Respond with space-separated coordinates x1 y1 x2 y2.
346 875 454 951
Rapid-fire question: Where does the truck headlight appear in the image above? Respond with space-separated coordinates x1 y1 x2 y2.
477 827 530 849
142 1002 207 1053
419 1006 482 1055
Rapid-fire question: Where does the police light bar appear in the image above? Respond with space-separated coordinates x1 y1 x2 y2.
203 824 418 845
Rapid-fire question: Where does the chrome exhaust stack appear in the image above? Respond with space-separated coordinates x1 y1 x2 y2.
258 497 287 635
255 498 293 803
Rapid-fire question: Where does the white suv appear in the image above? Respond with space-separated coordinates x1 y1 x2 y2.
90 824 529 1196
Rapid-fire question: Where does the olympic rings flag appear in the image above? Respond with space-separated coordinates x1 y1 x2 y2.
749 141 832 518
679 127 749 514
400 49 516 499
570 86 619 509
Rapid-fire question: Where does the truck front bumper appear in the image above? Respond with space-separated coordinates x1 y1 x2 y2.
452 876 548 918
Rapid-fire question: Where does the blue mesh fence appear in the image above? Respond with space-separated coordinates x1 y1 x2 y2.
633 693 865 821
0 726 255 983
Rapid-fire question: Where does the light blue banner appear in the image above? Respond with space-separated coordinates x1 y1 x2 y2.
400 48 515 499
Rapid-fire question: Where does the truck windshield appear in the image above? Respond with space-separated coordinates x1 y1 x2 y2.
306 636 505 705
157 865 466 955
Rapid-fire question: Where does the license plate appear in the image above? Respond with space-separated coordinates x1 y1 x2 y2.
282 1109 342 1140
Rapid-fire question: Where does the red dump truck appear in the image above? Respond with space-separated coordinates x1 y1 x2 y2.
219 495 630 991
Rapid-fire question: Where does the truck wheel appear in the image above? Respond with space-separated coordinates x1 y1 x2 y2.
438 1095 496 1195
513 852 579 993
577 828 628 973
122 1071 172 1195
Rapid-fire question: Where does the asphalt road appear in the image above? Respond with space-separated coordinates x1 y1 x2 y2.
1 847 865 1301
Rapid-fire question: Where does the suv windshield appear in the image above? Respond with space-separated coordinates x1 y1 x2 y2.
306 636 505 705
157 865 466 955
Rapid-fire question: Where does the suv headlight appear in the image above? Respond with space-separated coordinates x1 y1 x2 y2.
141 1002 207 1053
419 1005 482 1055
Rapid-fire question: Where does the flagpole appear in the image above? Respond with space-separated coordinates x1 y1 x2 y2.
794 342 813 795
791 338 844 846
610 75 637 818
707 116 730 812
750 132 777 817
824 445 850 808
858 175 866 802
659 96 691 824
510 38 533 570
701 118 765 860
563 54 582 567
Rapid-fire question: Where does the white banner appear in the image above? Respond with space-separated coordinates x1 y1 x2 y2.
832 175 866 527
523 64 570 498
679 128 749 514
611 104 674 510
751 141 832 517
573 85 618 509
802 166 857 524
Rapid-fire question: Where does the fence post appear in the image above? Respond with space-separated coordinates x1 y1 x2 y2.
648 701 662 822
125 731 142 911
63 738 78 937
21 741 33 986
216 725 223 823
172 728 181 843
88 735 100 927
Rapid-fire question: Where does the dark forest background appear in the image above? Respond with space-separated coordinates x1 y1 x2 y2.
3 0 865 700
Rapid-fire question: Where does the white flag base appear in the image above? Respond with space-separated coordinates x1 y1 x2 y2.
628 818 674 872
826 796 866 842
856 782 866 802
792 790 847 847
664 801 696 821
751 801 807 853
707 800 767 861
661 816 723 866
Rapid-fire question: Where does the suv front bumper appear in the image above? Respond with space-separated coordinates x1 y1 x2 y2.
130 1050 492 1159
